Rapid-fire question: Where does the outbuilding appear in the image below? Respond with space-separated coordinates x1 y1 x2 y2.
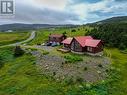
49 34 66 44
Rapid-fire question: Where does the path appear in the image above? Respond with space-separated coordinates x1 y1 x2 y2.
0 31 36 48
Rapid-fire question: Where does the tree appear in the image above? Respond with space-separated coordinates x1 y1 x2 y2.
71 29 76 32
62 31 67 35
14 46 24 57
119 43 126 50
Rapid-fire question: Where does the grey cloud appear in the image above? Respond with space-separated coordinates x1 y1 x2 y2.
0 2 80 24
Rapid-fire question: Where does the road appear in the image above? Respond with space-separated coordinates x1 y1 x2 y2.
0 31 36 48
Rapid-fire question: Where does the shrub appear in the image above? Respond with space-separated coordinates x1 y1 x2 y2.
119 43 126 50
71 29 76 32
43 51 49 55
64 55 83 63
84 67 88 71
65 78 74 85
98 64 103 68
14 46 24 57
76 77 84 83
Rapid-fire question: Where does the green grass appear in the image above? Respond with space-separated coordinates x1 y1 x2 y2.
0 32 30 46
105 48 127 95
64 55 83 63
0 47 127 95
0 47 64 95
0 47 110 95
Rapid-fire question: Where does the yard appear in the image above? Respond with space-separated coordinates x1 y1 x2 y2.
0 46 126 95
22 45 110 83
0 31 30 46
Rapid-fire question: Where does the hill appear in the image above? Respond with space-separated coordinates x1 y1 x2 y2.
0 23 76 31
95 16 127 24
86 16 127 49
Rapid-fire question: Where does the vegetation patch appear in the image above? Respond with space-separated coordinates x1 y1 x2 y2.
64 55 83 63
0 32 30 46
43 51 49 55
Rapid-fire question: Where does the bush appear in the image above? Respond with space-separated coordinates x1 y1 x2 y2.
71 29 76 32
43 51 49 55
64 55 83 63
119 43 126 50
65 78 74 85
76 77 83 83
84 67 88 71
98 64 103 68
14 46 24 57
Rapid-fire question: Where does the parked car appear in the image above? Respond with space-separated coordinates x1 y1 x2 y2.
51 42 57 47
46 42 52 46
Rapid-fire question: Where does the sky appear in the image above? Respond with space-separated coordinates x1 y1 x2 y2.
0 0 127 25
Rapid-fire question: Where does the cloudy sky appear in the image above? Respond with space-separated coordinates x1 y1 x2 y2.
0 0 127 25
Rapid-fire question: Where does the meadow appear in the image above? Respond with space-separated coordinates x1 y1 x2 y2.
0 31 30 46
0 46 127 95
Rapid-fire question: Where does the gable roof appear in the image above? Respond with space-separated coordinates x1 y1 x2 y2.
74 36 93 47
62 37 73 44
85 39 101 47
74 36 101 47
49 34 64 38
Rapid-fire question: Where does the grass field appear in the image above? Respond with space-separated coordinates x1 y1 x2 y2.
0 47 127 95
106 48 127 95
0 32 30 46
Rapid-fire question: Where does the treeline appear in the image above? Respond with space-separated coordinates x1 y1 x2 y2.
86 23 127 49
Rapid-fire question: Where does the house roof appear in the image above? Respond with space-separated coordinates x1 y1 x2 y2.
62 37 73 44
74 36 101 47
85 39 101 47
49 34 64 38
74 36 93 47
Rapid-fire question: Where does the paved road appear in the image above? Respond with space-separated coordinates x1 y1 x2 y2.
0 31 36 48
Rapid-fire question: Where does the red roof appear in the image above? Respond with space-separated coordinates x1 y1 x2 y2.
62 37 73 44
74 36 101 47
85 39 101 47
74 36 93 47
49 34 64 38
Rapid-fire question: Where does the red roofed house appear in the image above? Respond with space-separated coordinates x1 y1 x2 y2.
49 34 66 44
62 36 103 54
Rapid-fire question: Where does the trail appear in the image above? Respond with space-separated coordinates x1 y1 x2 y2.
0 31 36 48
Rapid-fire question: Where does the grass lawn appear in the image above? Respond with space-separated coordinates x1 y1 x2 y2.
0 32 30 46
0 46 127 95
105 48 127 95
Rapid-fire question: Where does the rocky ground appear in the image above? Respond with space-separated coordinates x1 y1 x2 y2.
31 46 110 83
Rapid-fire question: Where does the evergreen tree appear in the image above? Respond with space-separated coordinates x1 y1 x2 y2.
14 46 24 57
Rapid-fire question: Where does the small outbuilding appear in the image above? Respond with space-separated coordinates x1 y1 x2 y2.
49 34 66 44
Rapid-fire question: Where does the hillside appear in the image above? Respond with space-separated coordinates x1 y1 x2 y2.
86 16 127 49
0 23 76 31
95 16 127 24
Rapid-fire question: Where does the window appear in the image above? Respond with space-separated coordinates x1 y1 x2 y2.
87 47 92 52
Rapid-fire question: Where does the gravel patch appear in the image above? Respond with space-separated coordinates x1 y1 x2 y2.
31 50 110 83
